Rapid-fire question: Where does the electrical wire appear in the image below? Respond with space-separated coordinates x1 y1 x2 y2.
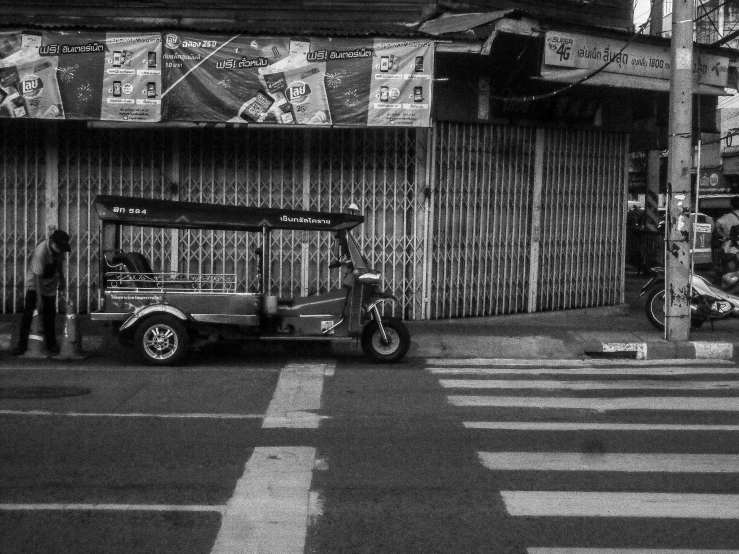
698 1 724 38
476 0 655 104
459 0 733 104
694 0 729 22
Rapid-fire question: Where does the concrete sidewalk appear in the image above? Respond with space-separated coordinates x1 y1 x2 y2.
1 272 738 361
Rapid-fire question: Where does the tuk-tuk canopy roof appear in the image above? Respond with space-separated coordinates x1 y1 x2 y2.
94 195 364 232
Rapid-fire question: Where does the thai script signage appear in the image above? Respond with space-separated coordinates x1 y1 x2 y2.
0 30 162 121
0 30 434 126
162 34 434 126
544 31 729 88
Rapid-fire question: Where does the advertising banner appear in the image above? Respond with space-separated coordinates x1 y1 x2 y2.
162 33 434 126
0 30 162 121
543 30 729 88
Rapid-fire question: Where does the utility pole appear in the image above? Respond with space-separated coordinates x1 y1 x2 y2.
664 0 694 341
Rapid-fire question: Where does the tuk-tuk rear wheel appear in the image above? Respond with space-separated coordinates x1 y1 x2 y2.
361 317 410 363
134 314 189 366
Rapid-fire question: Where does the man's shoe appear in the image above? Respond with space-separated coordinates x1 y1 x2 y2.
11 346 26 356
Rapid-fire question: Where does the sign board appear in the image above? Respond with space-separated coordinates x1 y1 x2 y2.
0 30 162 121
0 30 434 127
544 31 729 88
699 169 723 190
161 34 434 126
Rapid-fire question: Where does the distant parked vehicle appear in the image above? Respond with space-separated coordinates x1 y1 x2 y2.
641 266 739 330
655 209 714 269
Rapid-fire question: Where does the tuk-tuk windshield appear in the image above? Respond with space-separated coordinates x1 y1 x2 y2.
340 230 371 272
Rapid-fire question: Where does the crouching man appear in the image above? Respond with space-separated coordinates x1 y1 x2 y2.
12 230 71 356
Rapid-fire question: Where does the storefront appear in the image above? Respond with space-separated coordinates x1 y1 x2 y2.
1 14 735 319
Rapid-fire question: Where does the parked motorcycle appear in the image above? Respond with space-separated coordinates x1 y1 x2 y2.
641 266 739 330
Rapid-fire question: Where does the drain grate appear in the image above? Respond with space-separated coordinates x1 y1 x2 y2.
0 387 92 399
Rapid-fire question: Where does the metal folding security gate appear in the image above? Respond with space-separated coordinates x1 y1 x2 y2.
176 127 427 319
2 121 427 318
57 125 173 314
0 121 47 314
537 127 627 311
3 119 626 320
430 121 626 319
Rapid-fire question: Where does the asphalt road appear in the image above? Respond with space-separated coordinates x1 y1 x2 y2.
2 352 739 554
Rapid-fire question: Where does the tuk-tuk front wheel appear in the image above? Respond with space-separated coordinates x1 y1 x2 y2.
134 314 189 366
361 317 410 363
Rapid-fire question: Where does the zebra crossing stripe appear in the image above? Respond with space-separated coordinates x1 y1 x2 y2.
501 491 739 518
440 379 739 390
429 367 739 376
425 359 734 367
526 547 739 554
464 421 739 431
479 452 739 473
449 396 739 411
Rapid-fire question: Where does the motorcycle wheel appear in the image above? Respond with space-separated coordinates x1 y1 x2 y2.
361 317 410 363
644 288 705 330
134 314 189 366
644 288 666 330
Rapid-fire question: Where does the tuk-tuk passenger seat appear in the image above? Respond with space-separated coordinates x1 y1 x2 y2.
105 251 156 288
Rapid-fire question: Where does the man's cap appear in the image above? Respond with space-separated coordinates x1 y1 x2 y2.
50 230 71 252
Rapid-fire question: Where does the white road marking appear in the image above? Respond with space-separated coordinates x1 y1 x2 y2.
449 396 739 411
0 504 223 512
262 363 330 429
210 446 316 554
526 547 739 554
430 367 739 375
425 358 735 367
501 491 739 518
0 410 265 419
479 452 739 473
210 361 333 554
0 360 332 554
441 379 739 390
464 421 739 432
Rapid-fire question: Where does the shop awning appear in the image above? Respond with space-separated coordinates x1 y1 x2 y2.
538 67 729 96
539 29 734 96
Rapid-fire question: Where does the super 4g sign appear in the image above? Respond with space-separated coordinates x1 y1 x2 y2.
550 36 573 62
543 30 729 88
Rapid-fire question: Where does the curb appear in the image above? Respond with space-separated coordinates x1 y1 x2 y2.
583 341 739 360
0 333 105 353
3 332 738 361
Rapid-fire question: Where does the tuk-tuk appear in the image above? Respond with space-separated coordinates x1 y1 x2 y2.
90 195 410 365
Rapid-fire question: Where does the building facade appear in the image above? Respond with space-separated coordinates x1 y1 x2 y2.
0 1 731 319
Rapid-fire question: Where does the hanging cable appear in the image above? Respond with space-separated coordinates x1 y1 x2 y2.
473 0 656 103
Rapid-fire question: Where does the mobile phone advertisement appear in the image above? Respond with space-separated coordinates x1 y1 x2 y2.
0 30 162 121
162 34 434 127
0 30 433 126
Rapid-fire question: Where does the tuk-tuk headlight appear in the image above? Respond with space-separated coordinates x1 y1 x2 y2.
357 271 381 285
